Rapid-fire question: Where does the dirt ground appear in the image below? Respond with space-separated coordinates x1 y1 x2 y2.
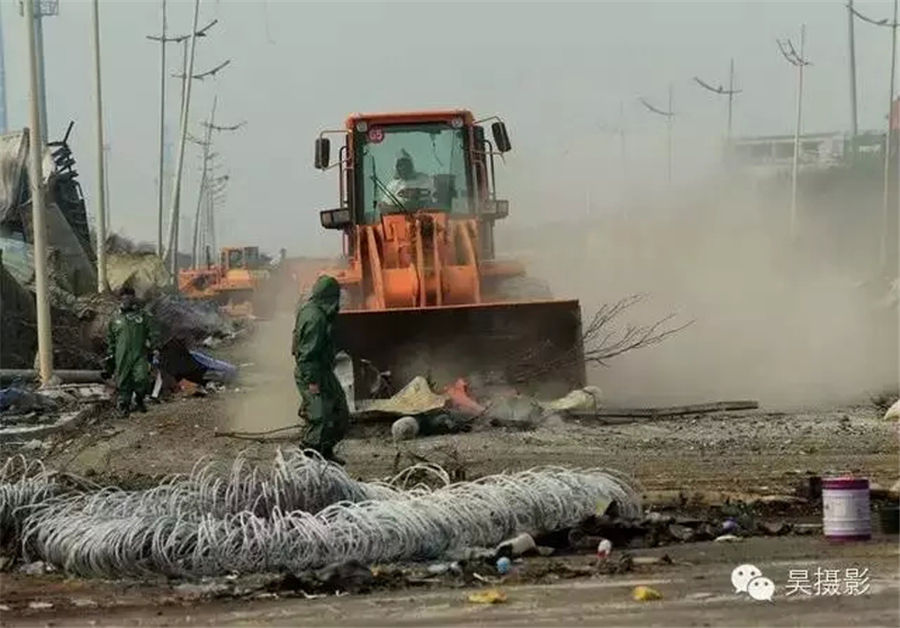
34 349 899 497
2 535 898 626
2 318 898 626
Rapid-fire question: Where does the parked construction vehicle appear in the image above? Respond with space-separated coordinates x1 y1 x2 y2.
179 246 273 318
312 109 584 397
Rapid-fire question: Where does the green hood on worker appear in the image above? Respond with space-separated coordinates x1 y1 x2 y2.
308 275 341 319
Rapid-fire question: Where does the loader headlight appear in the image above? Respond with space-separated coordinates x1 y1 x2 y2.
355 120 368 132
320 207 353 229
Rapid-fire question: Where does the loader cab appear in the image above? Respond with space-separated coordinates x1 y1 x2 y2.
314 110 511 259
220 246 261 272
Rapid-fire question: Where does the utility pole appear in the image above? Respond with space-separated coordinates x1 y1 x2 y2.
848 0 859 146
778 26 811 240
146 12 217 257
164 0 202 283
619 101 627 182
883 0 897 270
23 0 53 384
0 3 7 134
191 98 217 268
693 60 743 154
597 102 628 186
18 0 57 144
639 90 676 186
850 2 898 268
103 143 111 232
667 84 673 185
728 59 735 139
156 0 166 256
191 112 243 266
91 0 108 292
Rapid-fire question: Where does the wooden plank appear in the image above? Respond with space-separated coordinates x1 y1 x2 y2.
570 400 759 423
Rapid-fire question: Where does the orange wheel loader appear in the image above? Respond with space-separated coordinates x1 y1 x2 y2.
310 110 585 398
179 246 274 319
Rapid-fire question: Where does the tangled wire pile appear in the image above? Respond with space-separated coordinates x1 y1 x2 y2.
0 456 60 547
2 449 641 579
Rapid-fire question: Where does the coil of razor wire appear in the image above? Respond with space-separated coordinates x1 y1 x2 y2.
6 449 641 578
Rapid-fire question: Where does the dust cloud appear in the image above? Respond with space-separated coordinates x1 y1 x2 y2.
501 174 898 409
225 174 897 421
225 308 299 434
224 265 323 435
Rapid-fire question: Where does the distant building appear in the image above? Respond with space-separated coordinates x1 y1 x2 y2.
727 130 885 176
729 98 900 177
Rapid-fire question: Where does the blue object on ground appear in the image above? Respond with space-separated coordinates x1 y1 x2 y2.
188 350 238 383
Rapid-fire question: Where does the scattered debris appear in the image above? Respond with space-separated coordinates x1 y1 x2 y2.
391 416 419 442
542 386 603 413
173 581 232 599
426 562 462 576
570 400 759 424
19 561 52 575
468 589 507 604
188 350 238 384
27 601 54 610
632 555 672 566
632 585 663 602
596 538 612 559
496 532 537 558
358 376 447 418
760 521 790 536
668 523 694 542
883 399 900 422
714 534 743 543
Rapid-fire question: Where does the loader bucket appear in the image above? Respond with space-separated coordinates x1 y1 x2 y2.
334 299 586 400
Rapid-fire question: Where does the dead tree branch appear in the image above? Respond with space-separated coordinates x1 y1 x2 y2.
509 295 693 383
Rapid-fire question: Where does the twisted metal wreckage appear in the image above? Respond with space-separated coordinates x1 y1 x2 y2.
0 450 642 579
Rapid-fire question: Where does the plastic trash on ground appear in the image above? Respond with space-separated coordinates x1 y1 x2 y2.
542 385 603 413
188 350 238 383
468 589 507 604
632 585 663 601
357 376 447 416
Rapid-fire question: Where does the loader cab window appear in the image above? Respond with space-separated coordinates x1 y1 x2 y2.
357 122 471 223
244 247 260 269
226 249 244 270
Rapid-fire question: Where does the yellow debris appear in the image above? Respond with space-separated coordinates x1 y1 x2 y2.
632 585 663 602
468 589 508 604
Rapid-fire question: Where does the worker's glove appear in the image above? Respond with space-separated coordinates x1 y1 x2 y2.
151 350 160 367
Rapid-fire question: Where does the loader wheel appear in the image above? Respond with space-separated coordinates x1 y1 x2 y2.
494 275 554 301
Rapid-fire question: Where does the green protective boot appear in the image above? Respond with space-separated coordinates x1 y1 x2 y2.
116 399 131 419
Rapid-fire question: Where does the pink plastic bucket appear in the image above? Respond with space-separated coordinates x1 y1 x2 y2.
822 477 870 541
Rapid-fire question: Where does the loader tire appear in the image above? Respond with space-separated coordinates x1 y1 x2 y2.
495 275 553 301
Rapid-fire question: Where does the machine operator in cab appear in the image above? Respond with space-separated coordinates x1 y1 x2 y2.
379 150 433 211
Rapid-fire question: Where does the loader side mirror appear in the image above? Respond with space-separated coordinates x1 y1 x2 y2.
320 207 353 230
491 122 511 153
315 137 331 170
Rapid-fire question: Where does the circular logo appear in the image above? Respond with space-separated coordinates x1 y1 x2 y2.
367 127 384 143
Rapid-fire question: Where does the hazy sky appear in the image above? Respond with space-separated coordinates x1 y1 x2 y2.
3 0 897 255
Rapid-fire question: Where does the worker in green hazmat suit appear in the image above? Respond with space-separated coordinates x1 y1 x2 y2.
292 275 350 465
104 286 158 416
